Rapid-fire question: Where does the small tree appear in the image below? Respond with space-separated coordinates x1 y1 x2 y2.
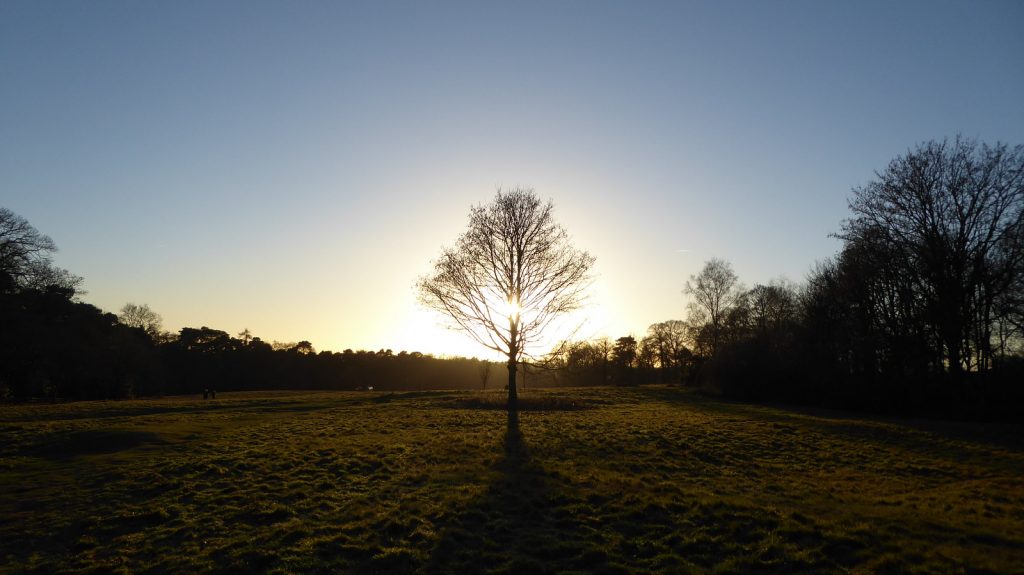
418 188 595 409
478 359 493 390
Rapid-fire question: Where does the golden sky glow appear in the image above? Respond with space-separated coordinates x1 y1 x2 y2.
4 3 1019 358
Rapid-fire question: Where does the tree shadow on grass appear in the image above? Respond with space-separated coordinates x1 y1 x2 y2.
634 385 1024 455
424 409 601 574
20 429 166 460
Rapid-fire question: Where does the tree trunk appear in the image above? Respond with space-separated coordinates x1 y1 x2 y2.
508 315 519 410
507 359 518 409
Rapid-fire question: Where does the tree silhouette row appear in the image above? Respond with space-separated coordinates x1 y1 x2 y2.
550 138 1024 419
2 137 1021 418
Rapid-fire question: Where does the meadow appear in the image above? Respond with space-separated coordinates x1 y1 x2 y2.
1 387 1022 574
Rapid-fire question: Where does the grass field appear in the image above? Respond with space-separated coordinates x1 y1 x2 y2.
2 387 1022 574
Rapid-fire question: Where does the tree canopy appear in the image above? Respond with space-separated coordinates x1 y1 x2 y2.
418 188 594 407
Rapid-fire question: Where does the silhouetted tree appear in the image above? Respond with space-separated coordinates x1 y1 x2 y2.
478 359 493 390
549 338 609 386
291 341 315 355
418 188 594 409
612 336 637 367
645 320 690 382
593 337 613 384
745 282 798 339
840 137 1024 376
800 245 936 409
685 259 741 356
612 335 638 385
0 207 82 294
179 327 235 354
636 335 657 370
118 302 163 340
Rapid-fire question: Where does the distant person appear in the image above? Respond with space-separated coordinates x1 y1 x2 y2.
210 388 216 399
203 388 209 400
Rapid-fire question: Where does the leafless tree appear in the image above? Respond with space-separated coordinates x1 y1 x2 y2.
842 137 1024 373
118 303 163 339
745 281 798 338
1 207 82 293
418 188 595 408
646 320 689 379
478 359 492 390
684 258 741 356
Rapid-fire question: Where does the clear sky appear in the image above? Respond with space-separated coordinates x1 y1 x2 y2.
2 1 1023 358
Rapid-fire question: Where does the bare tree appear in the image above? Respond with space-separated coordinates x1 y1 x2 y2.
1 207 82 294
118 303 163 339
593 336 613 385
684 258 741 356
646 320 689 380
745 281 798 338
478 359 493 390
842 137 1024 373
418 188 595 408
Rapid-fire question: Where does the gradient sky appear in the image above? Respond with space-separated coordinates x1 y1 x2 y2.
2 1 1023 358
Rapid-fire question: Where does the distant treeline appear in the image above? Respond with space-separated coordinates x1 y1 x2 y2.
3 138 1022 419
0 285 521 399
1 207 526 399
550 138 1024 420
0 293 523 399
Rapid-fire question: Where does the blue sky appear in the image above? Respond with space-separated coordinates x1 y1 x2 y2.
2 0 1022 357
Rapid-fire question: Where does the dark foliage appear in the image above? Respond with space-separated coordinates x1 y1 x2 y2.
681 138 1024 420
157 340 514 396
0 286 161 401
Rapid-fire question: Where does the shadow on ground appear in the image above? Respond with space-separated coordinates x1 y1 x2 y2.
19 429 166 459
424 409 605 574
634 385 1024 454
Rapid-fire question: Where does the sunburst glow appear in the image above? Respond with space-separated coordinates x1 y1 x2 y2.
498 296 522 322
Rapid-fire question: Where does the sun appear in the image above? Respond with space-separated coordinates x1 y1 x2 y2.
497 296 522 322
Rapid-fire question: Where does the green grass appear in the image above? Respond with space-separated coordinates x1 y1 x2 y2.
1 387 1022 574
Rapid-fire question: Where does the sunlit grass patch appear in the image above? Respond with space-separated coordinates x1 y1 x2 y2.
1 387 1022 573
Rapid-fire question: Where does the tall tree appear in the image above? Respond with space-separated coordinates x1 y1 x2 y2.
841 137 1024 374
684 258 741 356
418 188 595 408
612 335 638 385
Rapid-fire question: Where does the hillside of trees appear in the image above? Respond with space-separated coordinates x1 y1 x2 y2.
3 137 1022 419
